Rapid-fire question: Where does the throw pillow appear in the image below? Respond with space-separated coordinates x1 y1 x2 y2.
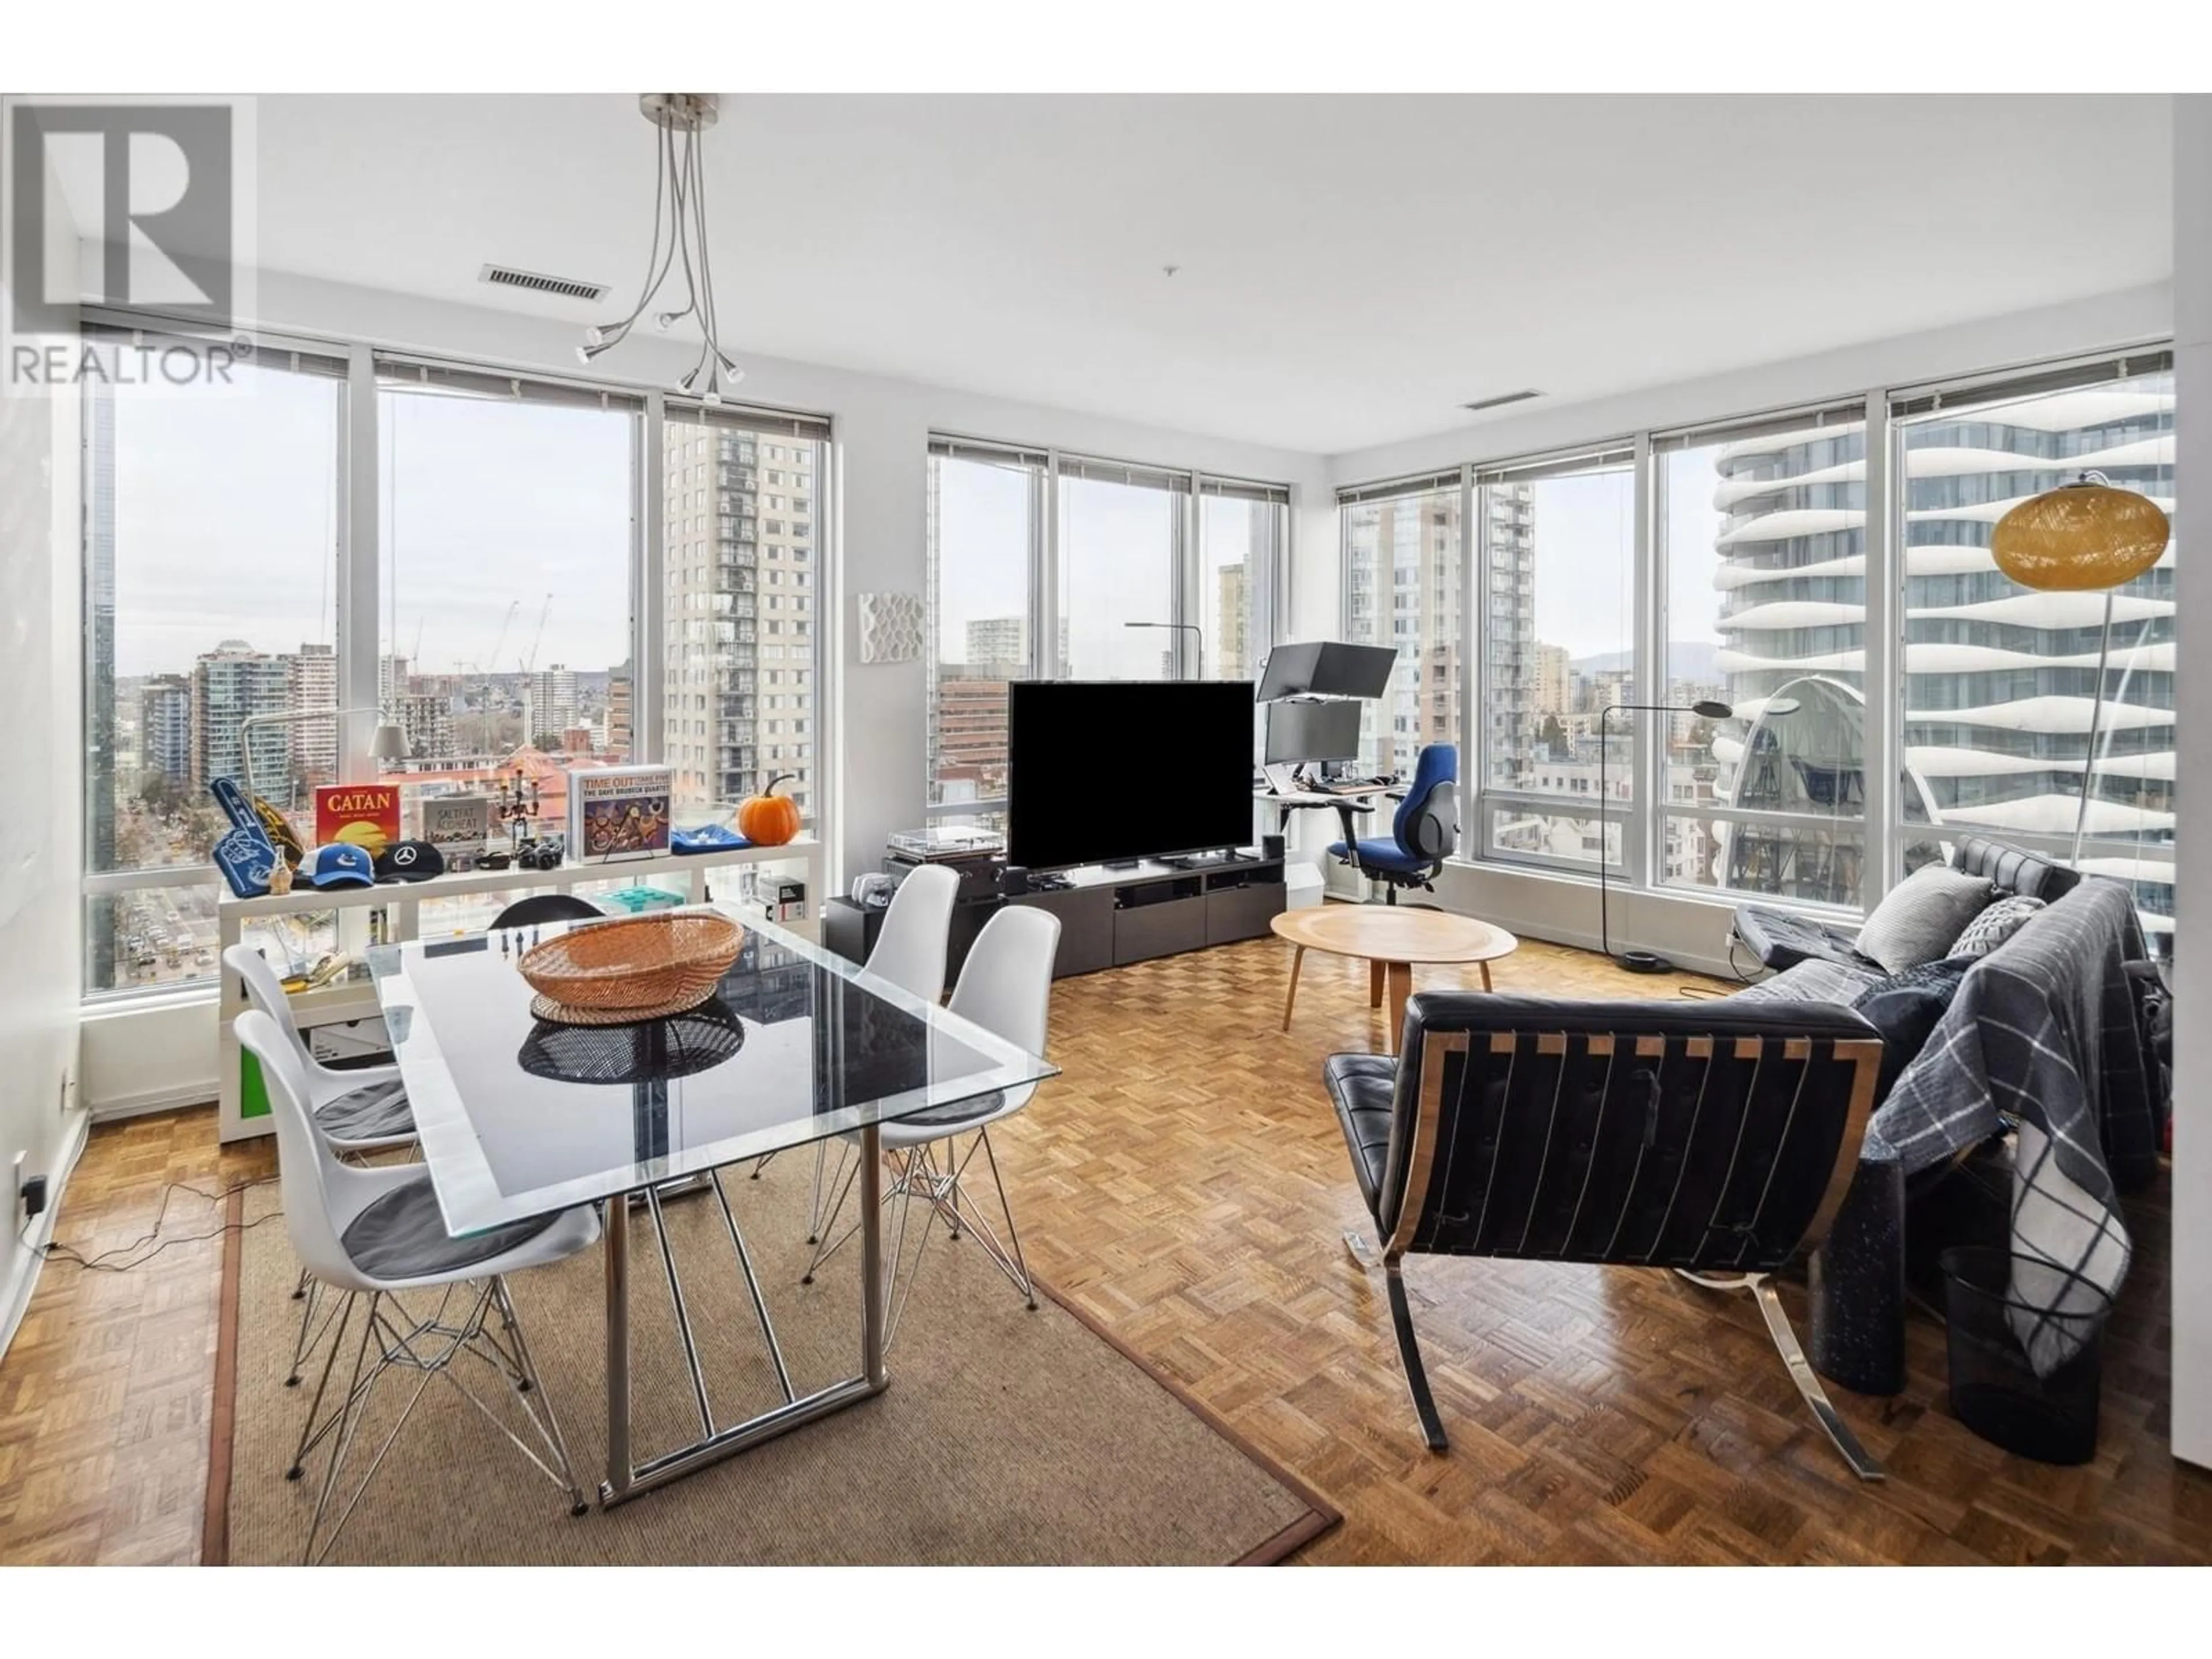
1855 863 1996 975
1947 893 2047 960
1852 956 1970 1097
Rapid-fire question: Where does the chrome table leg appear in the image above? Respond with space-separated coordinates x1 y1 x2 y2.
600 1188 632 1506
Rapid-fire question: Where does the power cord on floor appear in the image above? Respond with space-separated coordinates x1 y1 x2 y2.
37 1175 282 1274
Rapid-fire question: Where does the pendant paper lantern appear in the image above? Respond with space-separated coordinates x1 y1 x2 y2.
1990 475 2170 592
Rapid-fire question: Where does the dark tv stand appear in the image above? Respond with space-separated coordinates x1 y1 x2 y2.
1006 852 1285 978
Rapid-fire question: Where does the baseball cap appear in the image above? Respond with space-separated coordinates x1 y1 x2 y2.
374 839 445 883
305 843 377 889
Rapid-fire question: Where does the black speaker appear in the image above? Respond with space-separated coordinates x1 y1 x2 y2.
1001 864 1031 895
1260 834 1285 861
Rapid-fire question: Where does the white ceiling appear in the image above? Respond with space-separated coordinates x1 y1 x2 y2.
59 94 2175 454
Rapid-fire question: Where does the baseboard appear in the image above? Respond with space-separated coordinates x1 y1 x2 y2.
90 1082 219 1124
0 1104 92 1363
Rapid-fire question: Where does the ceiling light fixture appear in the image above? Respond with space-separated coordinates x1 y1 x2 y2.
580 93 745 404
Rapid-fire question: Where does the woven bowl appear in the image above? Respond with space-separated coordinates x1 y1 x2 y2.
518 912 744 1024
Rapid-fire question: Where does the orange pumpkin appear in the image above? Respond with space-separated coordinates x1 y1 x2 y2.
736 775 801 847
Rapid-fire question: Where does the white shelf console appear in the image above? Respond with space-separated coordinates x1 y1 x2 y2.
214 839 824 1142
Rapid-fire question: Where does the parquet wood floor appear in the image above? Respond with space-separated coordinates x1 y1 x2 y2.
3 929 2206 1565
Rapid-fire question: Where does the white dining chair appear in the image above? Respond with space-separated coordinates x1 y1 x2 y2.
225 943 416 1152
755 865 960 1233
226 942 421 1388
803 904 1060 1340
237 1010 600 1563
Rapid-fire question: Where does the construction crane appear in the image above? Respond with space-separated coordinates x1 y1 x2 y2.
519 592 554 675
480 599 520 707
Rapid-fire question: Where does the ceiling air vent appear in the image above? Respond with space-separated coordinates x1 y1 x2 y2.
477 264 609 304
1461 388 1544 413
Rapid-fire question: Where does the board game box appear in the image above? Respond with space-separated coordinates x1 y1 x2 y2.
418 793 493 873
313 783 402 857
567 765 673 862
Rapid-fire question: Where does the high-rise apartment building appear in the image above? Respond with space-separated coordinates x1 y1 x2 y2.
1697 376 2175 935
191 641 291 793
286 642 337 790
661 427 816 817
394 691 455 761
1216 562 1249 681
524 664 578 740
607 662 632 762
138 676 191 785
964 616 1027 675
1531 642 1571 736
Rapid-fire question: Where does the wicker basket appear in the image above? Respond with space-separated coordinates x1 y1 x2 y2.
518 912 745 1025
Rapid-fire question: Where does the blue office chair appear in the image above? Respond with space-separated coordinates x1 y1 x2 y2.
1328 744 1458 904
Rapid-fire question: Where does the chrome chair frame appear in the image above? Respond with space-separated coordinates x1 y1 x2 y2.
1338 1009 1887 1482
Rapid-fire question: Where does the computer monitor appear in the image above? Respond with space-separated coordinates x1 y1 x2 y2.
1254 641 1397 701
1264 698 1363 764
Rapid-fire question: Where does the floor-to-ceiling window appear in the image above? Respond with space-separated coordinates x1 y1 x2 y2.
1330 344 2177 955
1475 446 1635 872
1339 472 1461 781
1654 402 1870 906
374 361 641 862
79 317 838 1001
1891 354 2176 948
80 327 347 995
1057 457 1190 680
923 438 1289 822
1198 479 1289 683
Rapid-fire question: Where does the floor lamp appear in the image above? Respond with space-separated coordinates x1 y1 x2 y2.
1988 471 2171 864
1597 698 1733 974
1124 620 1203 679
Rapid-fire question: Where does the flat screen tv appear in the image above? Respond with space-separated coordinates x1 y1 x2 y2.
1007 680 1257 870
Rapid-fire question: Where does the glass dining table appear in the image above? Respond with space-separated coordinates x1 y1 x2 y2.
367 904 1057 1507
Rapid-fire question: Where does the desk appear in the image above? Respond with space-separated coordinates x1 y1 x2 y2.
215 839 824 1142
1271 904 1517 1051
368 906 1056 1506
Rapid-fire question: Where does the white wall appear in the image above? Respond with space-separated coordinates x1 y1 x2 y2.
0 142 89 1357
2169 94 2209 1472
1317 282 2179 975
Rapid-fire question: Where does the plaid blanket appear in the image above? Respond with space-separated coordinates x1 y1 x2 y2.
1873 880 2149 1374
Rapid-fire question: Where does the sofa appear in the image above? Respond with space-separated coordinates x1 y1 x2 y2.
1730 834 2082 974
1732 849 2160 1393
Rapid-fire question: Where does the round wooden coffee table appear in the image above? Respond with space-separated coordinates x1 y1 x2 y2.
1270 905 1517 1052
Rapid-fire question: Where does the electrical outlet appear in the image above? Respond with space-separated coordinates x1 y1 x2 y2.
9 1152 23 1235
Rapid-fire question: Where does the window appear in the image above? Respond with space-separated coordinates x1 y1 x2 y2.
1058 456 1190 679
1892 357 2176 949
1656 402 1871 905
1340 472 1461 779
927 441 1287 821
926 438 1047 813
1477 448 1635 870
375 361 641 836
81 333 347 994
1198 478 1289 683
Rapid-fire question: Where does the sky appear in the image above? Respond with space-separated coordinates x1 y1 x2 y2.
109 370 634 679
933 454 1263 681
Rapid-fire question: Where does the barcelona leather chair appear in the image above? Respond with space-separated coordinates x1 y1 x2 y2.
1325 990 1887 1480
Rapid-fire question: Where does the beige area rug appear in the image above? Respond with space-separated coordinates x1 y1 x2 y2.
208 1156 1336 1565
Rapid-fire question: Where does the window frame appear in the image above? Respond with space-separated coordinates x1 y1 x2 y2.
1331 340 2176 945
923 436 1291 821
77 308 835 1006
